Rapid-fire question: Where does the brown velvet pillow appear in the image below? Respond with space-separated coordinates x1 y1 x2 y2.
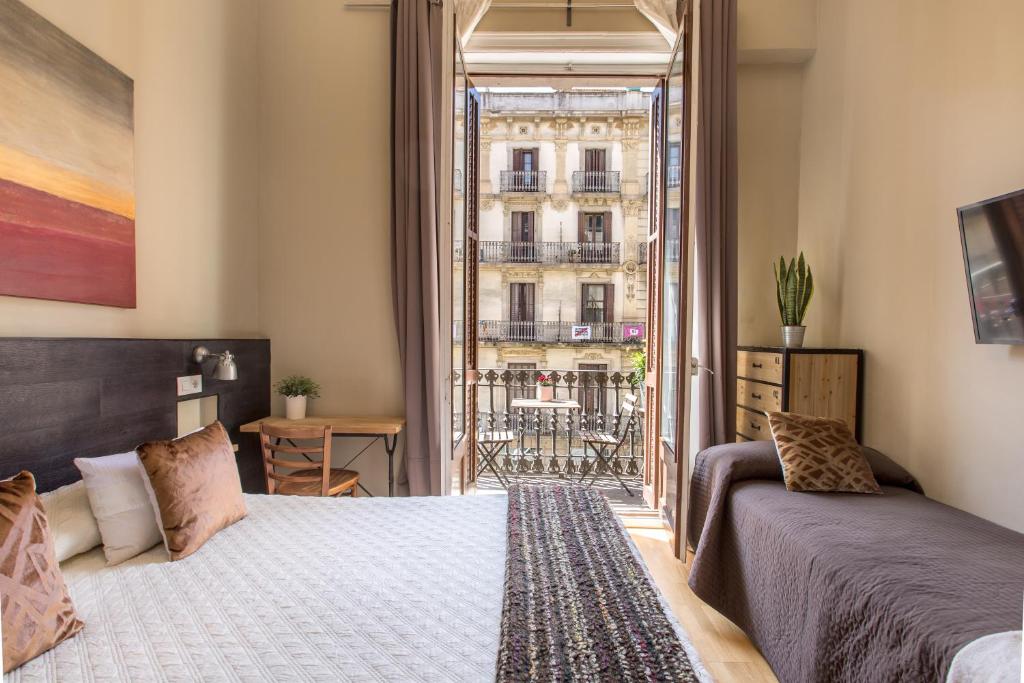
137 422 247 561
766 412 882 494
0 472 84 672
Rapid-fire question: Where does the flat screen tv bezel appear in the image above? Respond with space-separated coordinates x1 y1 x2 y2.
957 186 1024 346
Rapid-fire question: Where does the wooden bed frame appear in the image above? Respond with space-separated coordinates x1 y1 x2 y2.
0 337 270 493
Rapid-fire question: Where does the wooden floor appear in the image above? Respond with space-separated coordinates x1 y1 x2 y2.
473 474 777 681
620 507 779 683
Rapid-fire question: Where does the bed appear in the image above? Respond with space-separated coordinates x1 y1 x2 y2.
687 440 1024 683
7 490 710 682
0 338 710 682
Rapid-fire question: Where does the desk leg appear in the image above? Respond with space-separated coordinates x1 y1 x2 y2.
384 433 399 497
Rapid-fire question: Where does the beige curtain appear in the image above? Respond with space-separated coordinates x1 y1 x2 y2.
694 0 738 448
391 0 444 496
454 0 490 44
634 0 681 45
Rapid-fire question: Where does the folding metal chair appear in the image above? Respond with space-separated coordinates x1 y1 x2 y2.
477 430 516 488
578 394 638 496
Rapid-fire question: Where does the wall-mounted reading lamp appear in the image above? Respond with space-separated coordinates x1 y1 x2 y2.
192 346 238 381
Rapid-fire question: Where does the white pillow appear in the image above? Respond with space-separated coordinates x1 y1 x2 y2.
39 480 102 562
74 451 163 565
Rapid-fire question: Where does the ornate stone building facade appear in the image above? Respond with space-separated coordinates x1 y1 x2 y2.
473 90 652 376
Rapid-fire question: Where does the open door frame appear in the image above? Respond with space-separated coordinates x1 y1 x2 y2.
650 3 696 560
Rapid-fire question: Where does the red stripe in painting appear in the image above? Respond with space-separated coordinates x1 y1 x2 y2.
0 179 135 308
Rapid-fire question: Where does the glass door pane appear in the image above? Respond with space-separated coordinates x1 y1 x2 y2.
451 49 467 449
659 47 684 451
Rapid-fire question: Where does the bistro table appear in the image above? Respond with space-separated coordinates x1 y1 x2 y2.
508 398 581 474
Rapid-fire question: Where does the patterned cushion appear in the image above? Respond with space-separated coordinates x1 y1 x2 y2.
0 472 84 672
766 412 882 494
137 422 247 561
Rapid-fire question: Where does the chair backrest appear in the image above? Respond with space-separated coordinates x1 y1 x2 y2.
259 423 333 496
613 394 639 440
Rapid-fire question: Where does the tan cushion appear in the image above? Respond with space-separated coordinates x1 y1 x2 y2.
766 412 882 494
136 422 247 561
0 472 84 672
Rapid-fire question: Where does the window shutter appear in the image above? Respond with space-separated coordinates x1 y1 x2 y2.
603 211 612 243
524 283 535 321
604 283 614 323
578 212 585 242
579 285 586 323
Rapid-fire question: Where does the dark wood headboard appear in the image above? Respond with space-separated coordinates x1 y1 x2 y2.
0 338 270 493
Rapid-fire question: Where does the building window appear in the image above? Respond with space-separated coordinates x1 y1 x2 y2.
507 362 538 400
510 211 537 262
509 283 536 341
581 283 614 327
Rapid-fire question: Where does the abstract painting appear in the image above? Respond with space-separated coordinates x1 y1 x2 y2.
0 0 135 308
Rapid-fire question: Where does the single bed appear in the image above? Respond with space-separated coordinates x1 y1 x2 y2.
687 440 1024 683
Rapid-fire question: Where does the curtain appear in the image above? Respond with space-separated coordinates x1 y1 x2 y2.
694 0 738 449
635 0 681 45
454 0 490 44
391 0 444 496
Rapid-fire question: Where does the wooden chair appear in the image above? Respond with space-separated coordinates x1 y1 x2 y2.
259 423 359 497
476 430 516 488
578 394 638 496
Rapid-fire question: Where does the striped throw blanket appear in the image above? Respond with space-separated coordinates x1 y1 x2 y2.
496 485 700 682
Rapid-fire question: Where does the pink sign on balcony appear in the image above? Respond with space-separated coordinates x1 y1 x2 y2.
623 323 645 340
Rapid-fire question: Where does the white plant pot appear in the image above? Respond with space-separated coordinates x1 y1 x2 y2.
536 384 554 402
285 395 307 420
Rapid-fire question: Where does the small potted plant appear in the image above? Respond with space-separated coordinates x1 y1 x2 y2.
535 373 554 402
275 375 321 420
773 252 814 348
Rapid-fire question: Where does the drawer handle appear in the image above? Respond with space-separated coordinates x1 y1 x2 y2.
750 422 761 431
751 392 763 400
752 362 763 368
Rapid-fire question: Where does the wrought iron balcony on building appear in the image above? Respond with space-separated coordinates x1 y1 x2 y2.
500 170 547 193
476 320 644 345
452 368 644 478
479 241 620 265
572 170 621 193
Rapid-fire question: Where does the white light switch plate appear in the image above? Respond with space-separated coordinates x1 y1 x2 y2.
176 375 203 396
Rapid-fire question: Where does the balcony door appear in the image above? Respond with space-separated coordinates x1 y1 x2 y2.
512 148 538 191
654 24 694 559
584 149 608 192
581 283 613 341
449 45 480 495
511 211 536 262
510 283 536 341
579 212 611 262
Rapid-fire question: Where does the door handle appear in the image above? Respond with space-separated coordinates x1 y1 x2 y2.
690 357 714 377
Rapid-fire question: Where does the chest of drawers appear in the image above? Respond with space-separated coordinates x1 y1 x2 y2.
736 346 863 442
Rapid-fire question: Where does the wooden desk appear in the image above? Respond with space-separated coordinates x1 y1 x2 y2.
240 416 405 496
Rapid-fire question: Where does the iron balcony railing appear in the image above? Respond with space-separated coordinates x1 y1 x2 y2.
500 170 547 192
572 170 621 193
468 368 644 477
476 320 644 344
479 241 620 264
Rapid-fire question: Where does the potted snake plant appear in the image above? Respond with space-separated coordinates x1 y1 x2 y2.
275 375 321 420
773 253 814 348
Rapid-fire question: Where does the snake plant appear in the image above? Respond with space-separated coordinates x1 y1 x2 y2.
773 253 814 326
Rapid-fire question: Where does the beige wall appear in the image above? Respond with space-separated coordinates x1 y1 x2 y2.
737 64 803 345
795 0 1024 532
0 0 261 339
257 0 403 491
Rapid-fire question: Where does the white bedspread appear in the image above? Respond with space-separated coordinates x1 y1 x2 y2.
7 494 508 683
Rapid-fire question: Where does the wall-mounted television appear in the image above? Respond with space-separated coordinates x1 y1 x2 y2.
958 188 1024 344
